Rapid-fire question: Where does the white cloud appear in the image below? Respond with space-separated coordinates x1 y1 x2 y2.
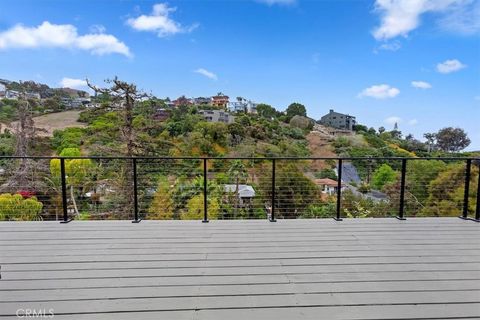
385 116 402 125
375 40 402 52
372 0 466 40
436 59 467 73
0 21 131 56
411 81 432 89
358 84 400 99
438 0 480 35
89 24 106 34
194 68 218 80
127 3 198 37
408 119 418 125
59 77 87 89
256 0 296 5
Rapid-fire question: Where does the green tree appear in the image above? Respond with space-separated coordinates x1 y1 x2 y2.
148 177 174 220
407 160 446 205
256 103 277 118
315 168 337 180
181 194 220 220
423 133 437 153
259 163 317 218
372 164 397 190
50 148 94 217
286 102 307 119
423 163 475 216
435 127 470 152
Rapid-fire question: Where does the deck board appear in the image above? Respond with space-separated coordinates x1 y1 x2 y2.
0 218 479 319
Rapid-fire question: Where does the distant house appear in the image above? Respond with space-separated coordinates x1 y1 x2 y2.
0 83 5 95
193 97 212 106
223 184 256 206
25 92 41 100
318 109 356 131
198 109 235 123
5 90 20 100
314 178 344 196
228 98 258 114
173 96 192 107
164 99 176 108
153 108 170 121
211 94 229 108
61 97 90 109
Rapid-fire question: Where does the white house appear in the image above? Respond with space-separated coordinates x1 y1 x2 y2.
314 178 344 196
228 98 258 114
5 90 19 100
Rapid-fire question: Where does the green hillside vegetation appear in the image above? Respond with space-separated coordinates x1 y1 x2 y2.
0 78 477 220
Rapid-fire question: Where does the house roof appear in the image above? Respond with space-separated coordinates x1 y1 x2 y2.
314 178 344 187
224 184 255 198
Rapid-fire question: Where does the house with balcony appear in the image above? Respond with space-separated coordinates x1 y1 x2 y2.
211 93 229 108
318 109 356 131
228 98 258 114
198 109 235 123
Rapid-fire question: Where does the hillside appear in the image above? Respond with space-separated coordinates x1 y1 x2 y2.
2 110 85 137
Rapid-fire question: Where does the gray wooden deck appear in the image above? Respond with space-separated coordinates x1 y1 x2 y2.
0 218 479 319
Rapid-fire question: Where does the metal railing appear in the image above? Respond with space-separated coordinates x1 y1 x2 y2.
0 156 478 222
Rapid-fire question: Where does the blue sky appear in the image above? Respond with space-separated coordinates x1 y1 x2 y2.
0 0 479 149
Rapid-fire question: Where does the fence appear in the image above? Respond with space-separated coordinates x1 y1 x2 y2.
0 156 478 222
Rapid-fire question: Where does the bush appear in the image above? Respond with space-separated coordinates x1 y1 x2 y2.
315 168 337 180
0 193 43 221
301 202 336 218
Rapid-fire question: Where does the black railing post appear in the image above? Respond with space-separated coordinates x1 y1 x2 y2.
396 159 407 220
202 158 209 223
132 158 141 223
460 159 472 220
475 163 480 222
59 158 71 223
334 159 343 221
270 159 276 222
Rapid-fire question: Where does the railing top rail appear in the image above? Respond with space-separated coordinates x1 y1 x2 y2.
0 155 478 161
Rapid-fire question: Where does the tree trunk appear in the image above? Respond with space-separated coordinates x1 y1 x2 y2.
234 177 239 219
70 185 80 217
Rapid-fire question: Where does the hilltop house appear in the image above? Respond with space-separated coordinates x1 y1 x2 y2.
211 93 229 108
228 98 258 114
318 109 356 131
198 109 235 123
173 96 192 107
0 83 5 95
193 97 212 106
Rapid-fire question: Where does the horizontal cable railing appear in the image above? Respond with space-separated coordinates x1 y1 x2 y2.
0 156 478 222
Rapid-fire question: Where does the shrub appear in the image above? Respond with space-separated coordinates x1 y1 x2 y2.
0 193 43 221
315 168 337 180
